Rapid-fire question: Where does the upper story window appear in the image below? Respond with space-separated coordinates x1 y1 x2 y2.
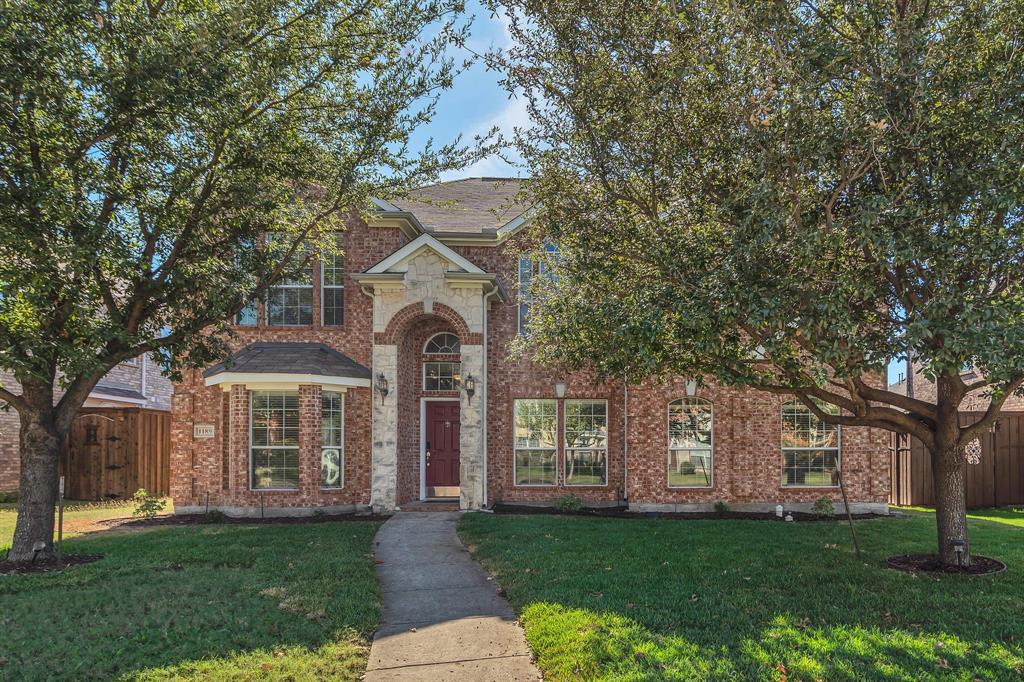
781 400 840 487
424 333 460 355
423 332 461 391
235 301 259 326
668 398 713 488
322 234 344 327
518 242 559 335
265 234 313 326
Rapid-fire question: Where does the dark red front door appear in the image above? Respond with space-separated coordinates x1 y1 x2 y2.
425 401 460 495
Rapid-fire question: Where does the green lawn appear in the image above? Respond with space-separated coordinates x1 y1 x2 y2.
1 510 382 681
460 509 1024 681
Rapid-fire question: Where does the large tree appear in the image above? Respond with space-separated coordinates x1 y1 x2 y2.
0 0 487 562
494 0 1024 565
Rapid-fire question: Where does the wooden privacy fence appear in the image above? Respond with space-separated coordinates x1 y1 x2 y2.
60 408 171 500
889 412 1024 508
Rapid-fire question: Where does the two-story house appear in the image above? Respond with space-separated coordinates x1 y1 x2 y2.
169 177 890 515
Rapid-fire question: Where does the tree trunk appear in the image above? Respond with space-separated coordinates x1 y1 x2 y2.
930 426 970 567
6 392 62 563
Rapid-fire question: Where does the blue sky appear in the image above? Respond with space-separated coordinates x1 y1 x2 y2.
407 1 524 181
412 4 907 386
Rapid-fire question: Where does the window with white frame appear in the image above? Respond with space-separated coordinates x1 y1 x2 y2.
235 301 258 326
321 391 343 488
250 391 300 489
514 399 557 485
781 400 840 487
266 235 313 325
423 332 461 390
321 234 344 326
564 400 608 486
668 398 713 487
517 242 559 335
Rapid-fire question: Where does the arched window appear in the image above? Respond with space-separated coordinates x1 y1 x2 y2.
668 398 713 488
423 333 461 390
424 332 460 355
781 400 840 487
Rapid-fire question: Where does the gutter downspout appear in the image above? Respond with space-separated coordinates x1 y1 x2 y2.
481 285 502 509
141 354 148 403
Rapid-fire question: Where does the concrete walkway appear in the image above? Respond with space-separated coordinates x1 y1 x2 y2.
364 512 541 681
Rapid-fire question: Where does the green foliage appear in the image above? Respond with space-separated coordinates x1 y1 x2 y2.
554 493 583 512
0 0 489 420
0 519 383 680
460 509 1024 680
131 488 167 520
713 500 729 516
496 0 1024 446
812 497 836 518
0 491 16 504
203 509 227 524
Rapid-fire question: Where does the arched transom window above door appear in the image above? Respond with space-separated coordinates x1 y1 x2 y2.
423 332 461 390
424 332 460 355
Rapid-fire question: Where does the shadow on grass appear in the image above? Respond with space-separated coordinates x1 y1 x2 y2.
461 511 1024 681
0 521 382 681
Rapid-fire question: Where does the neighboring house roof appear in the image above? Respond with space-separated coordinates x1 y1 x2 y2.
203 343 372 392
383 177 532 236
90 385 147 403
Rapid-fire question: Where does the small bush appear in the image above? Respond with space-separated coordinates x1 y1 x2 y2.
555 494 583 512
203 509 227 524
312 509 327 522
132 488 167 520
713 501 730 516
0 491 17 504
812 497 836 518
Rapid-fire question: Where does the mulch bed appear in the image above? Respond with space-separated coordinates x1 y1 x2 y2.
97 511 390 530
0 554 103 576
491 502 884 522
887 553 1007 576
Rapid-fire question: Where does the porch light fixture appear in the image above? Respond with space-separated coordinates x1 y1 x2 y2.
555 382 566 398
464 373 477 403
686 380 697 397
375 372 390 404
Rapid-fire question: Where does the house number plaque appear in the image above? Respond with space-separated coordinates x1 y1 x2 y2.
193 423 215 439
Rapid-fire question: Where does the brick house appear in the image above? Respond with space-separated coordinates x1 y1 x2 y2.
889 358 1024 412
0 358 172 493
170 177 890 516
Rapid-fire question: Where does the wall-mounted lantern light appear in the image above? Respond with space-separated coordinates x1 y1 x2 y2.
686 379 697 397
555 382 567 399
375 372 390 404
464 373 477 404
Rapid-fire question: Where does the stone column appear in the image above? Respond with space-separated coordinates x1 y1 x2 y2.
459 344 485 510
371 344 399 511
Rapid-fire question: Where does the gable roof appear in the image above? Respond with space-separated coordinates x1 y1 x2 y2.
384 177 531 235
203 343 371 381
364 233 486 275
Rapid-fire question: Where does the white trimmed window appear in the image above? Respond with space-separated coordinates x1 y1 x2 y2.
250 391 299 490
423 333 461 390
235 301 258 326
668 398 713 487
782 400 840 487
266 235 313 326
321 391 343 488
513 399 557 485
517 242 560 335
564 400 608 486
321 234 344 326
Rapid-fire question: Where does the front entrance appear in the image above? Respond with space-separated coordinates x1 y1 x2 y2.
424 401 460 498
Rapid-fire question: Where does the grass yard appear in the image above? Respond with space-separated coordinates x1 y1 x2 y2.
460 509 1024 681
0 499 165 547
1 508 382 681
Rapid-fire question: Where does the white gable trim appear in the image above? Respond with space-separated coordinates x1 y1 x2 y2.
204 372 370 392
365 233 486 275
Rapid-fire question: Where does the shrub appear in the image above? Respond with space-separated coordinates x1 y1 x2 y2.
713 501 730 516
0 491 17 504
131 488 167 520
312 509 327 522
203 509 227 524
812 497 836 518
555 494 583 512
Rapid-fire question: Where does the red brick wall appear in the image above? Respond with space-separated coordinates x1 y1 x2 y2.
168 216 890 513
894 359 1024 412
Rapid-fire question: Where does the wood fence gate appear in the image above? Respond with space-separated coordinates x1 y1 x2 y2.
889 412 1024 508
60 408 171 500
